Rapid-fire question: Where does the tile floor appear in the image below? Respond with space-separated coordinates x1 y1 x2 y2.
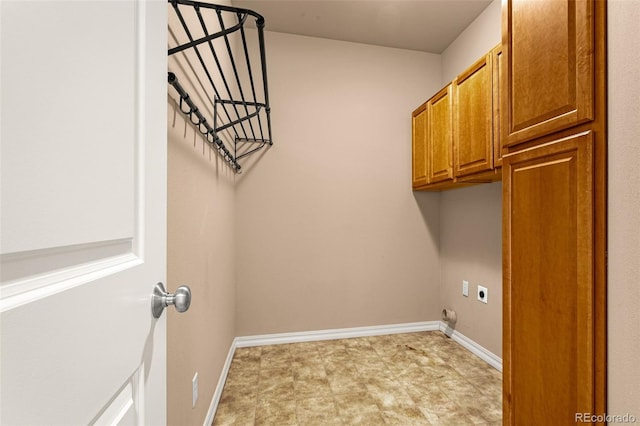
213 331 502 425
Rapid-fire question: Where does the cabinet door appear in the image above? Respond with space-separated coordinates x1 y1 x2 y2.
454 53 493 177
428 84 453 183
502 0 594 146
503 131 596 424
492 44 503 168
412 103 428 188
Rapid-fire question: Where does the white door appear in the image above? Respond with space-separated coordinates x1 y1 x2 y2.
1 1 168 424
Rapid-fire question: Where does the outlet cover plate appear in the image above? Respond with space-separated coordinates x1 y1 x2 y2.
477 285 488 303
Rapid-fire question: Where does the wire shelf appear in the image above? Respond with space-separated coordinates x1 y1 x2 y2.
168 0 272 172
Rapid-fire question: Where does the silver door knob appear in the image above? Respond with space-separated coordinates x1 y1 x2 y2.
151 282 191 318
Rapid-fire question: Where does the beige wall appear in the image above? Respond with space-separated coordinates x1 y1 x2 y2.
439 0 640 411
608 0 640 417
164 0 640 421
167 117 236 425
166 2 237 424
439 183 502 355
441 0 501 83
439 0 502 356
235 31 443 335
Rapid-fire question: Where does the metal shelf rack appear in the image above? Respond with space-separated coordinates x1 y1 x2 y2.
168 0 272 172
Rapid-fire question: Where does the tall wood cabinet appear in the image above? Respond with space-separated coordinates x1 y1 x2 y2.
501 0 606 424
503 132 596 424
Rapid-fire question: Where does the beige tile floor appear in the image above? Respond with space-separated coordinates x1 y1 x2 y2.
213 331 502 425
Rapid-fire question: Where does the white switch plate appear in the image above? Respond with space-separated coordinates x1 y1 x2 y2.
192 373 198 407
462 280 469 297
477 285 488 303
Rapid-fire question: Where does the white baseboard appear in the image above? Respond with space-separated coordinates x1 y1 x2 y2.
204 320 502 423
235 321 440 348
203 340 237 426
439 321 503 372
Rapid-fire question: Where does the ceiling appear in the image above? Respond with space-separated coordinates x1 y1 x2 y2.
232 0 493 53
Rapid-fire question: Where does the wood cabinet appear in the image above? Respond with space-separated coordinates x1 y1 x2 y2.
501 0 595 147
502 0 606 424
412 102 428 188
492 44 503 168
412 44 502 191
427 84 454 184
454 53 493 177
503 131 597 424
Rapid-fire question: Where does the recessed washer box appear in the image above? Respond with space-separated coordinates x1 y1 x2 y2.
477 285 488 303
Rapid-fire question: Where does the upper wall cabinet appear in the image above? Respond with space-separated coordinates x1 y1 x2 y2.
412 102 428 188
428 84 454 184
492 44 503 168
501 0 594 147
412 44 502 191
454 53 494 177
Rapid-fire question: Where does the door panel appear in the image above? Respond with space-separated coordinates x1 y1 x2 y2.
428 84 453 183
0 1 167 425
492 44 503 168
93 371 144 426
454 53 494 177
503 131 594 424
0 1 135 255
502 0 594 146
412 103 428 188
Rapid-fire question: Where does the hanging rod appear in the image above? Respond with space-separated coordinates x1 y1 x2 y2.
168 72 240 171
167 0 273 173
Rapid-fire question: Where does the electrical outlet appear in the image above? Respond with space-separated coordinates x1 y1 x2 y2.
477 285 488 304
192 373 198 407
462 280 469 297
